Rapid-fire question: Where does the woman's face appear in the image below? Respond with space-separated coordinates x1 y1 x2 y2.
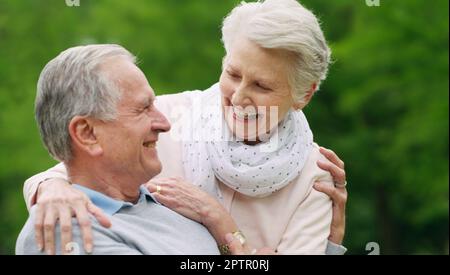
219 38 296 142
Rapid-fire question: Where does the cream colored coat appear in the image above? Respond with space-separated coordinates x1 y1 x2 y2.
24 87 334 254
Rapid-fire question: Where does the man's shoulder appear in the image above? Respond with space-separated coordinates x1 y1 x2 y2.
15 206 114 255
15 207 43 255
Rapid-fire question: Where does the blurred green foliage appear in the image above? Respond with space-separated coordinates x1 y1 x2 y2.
0 0 448 254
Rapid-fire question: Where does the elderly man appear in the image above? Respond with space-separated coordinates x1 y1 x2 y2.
15 44 221 255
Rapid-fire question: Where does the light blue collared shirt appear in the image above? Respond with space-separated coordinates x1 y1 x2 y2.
72 184 158 215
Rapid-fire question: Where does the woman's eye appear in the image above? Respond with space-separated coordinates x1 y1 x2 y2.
256 83 271 91
227 70 241 79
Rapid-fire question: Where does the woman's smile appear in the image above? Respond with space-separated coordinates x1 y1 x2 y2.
232 106 263 122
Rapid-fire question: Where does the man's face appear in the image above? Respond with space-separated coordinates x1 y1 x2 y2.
95 57 171 184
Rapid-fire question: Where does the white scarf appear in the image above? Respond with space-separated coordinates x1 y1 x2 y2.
181 83 314 199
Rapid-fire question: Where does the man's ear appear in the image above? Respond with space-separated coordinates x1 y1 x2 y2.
68 116 103 157
293 83 318 110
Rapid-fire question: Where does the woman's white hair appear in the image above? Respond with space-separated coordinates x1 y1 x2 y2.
221 0 331 101
35 44 136 162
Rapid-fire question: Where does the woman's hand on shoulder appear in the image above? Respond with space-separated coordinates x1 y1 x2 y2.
35 178 111 254
146 177 224 226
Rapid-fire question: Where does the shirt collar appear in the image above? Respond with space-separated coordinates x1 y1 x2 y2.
72 184 158 215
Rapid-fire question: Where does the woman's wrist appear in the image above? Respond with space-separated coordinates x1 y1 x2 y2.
328 226 345 245
200 201 239 245
200 199 227 227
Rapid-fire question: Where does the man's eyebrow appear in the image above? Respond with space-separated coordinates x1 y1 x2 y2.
137 96 154 107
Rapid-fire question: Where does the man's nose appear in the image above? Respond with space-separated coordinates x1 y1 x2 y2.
151 108 171 133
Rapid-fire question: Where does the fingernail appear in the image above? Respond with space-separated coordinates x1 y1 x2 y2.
37 244 43 251
86 244 93 254
47 249 52 255
225 233 234 243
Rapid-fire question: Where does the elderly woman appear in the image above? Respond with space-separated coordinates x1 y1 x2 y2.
23 0 347 254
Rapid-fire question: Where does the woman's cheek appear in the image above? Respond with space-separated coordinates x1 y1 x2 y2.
219 78 234 99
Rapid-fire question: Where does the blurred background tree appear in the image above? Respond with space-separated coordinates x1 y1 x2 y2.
0 0 448 254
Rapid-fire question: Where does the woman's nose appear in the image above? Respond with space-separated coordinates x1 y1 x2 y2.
231 86 252 106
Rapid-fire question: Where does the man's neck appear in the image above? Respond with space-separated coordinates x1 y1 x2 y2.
66 162 141 203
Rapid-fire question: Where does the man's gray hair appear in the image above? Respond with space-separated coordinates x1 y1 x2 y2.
221 0 331 101
35 44 136 162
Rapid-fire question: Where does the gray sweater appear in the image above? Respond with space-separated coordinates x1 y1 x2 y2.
16 185 220 255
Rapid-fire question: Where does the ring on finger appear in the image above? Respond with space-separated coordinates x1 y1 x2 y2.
156 185 162 194
335 181 347 189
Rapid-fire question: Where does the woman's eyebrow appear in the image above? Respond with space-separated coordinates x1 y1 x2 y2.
227 63 275 86
256 77 276 86
227 64 239 71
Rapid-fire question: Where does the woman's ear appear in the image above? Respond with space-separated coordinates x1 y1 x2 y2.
293 83 318 110
68 116 103 157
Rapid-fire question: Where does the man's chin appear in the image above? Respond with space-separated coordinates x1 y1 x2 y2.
144 162 162 181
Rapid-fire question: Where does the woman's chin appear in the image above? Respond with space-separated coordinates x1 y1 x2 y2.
226 123 269 143
225 117 254 141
